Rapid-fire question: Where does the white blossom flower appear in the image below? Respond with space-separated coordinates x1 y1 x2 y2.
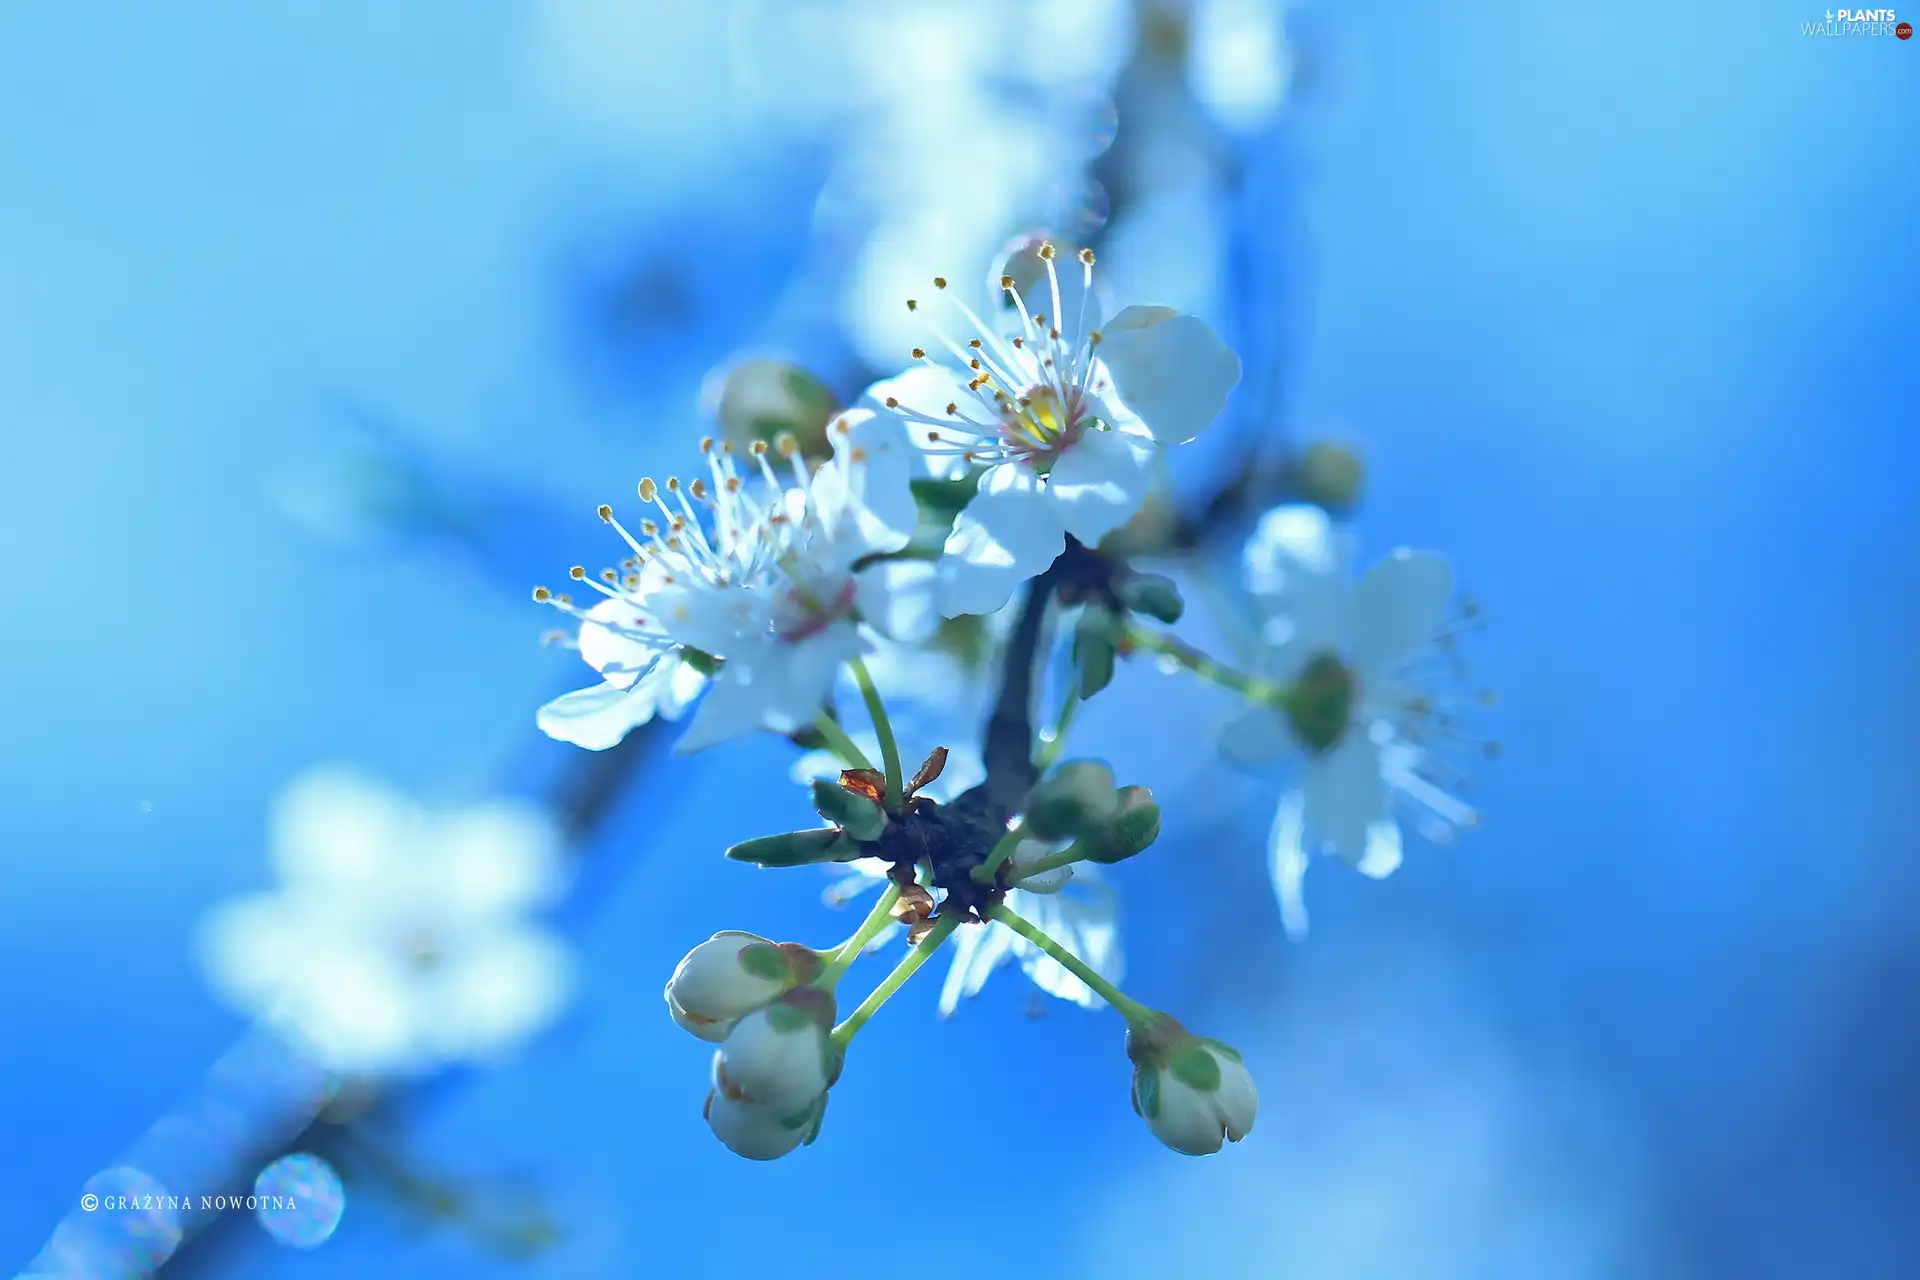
1222 504 1480 938
1131 1032 1259 1157
536 409 930 753
866 239 1240 616
194 767 576 1076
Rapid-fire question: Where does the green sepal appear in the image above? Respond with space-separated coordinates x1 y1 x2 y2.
1118 572 1185 624
1135 1066 1163 1120
1197 1037 1243 1064
737 943 790 983
1072 606 1119 698
1170 1044 1223 1094
1085 785 1160 863
1023 760 1117 842
682 648 721 677
725 828 861 868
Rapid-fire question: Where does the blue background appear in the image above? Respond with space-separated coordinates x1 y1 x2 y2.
2 2 1915 1276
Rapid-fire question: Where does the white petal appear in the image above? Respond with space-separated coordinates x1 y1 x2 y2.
1356 818 1404 879
269 766 418 890
1219 706 1290 765
1351 550 1452 676
1301 734 1389 864
814 407 919 555
428 802 566 917
1266 791 1312 941
1244 503 1346 589
674 627 862 753
576 596 666 690
1096 306 1240 445
854 558 938 642
1044 428 1154 544
937 465 1064 617
424 927 576 1063
535 680 661 751
862 365 989 480
194 894 314 1009
937 922 1017 1016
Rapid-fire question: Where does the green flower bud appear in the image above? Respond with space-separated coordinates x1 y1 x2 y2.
810 778 886 841
1084 785 1161 863
1118 572 1185 624
703 356 838 460
1022 760 1119 842
665 932 823 1042
1073 606 1120 697
1293 441 1365 511
1282 652 1357 754
712 987 839 1119
725 828 861 868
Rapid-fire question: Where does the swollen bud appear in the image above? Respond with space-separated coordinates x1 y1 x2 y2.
1072 606 1120 697
811 778 887 841
705 1089 827 1161
726 828 862 868
1022 761 1119 842
1126 1015 1258 1157
1292 441 1365 511
1117 572 1185 624
703 356 838 460
665 931 822 1043
1084 785 1161 864
712 986 840 1118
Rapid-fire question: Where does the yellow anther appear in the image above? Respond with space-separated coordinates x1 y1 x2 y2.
689 478 708 499
834 417 851 434
850 446 868 462
597 504 612 521
1000 275 1015 290
1089 330 1102 344
641 520 659 536
927 430 942 441
624 575 639 589
666 477 681 492
945 402 958 415
911 347 926 360
968 338 982 349
569 566 586 580
700 436 715 453
1012 337 1025 348
1050 328 1061 340
749 440 768 455
638 478 658 502
1077 247 1095 265
907 298 918 311
557 593 573 605
776 433 799 456
933 276 948 289
884 396 900 408
600 569 617 583
969 358 981 369
1038 241 1056 260
532 586 552 601
725 476 742 493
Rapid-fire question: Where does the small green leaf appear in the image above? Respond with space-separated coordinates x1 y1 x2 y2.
725 828 858 868
1118 573 1185 625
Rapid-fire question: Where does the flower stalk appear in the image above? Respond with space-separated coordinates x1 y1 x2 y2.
849 655 905 810
816 885 902 990
988 902 1154 1025
830 914 960 1047
812 714 876 773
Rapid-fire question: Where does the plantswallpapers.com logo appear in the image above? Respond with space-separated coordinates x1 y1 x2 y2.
1801 8 1913 35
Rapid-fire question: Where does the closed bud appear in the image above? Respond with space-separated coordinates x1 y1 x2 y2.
704 1089 826 1161
1292 441 1365 511
712 987 840 1118
1023 761 1119 841
1117 572 1185 624
811 778 886 841
703 356 838 460
1127 1016 1258 1157
726 828 861 868
1072 606 1119 697
665 931 821 1043
1085 786 1161 864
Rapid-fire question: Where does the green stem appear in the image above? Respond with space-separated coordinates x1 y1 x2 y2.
816 884 901 990
970 821 1026 885
1033 682 1081 773
1125 624 1288 705
812 713 874 772
988 902 1154 1024
830 915 960 1047
849 655 904 809
1019 840 1090 879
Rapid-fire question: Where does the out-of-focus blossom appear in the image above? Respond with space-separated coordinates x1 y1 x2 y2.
194 768 575 1076
867 241 1239 616
1187 0 1294 134
537 410 931 752
1222 505 1479 937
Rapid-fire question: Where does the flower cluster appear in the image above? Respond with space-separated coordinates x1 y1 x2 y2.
531 235 1486 1159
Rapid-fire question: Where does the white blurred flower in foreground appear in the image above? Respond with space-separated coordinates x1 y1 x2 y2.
195 767 576 1076
867 239 1240 616
1223 505 1480 937
537 410 929 753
